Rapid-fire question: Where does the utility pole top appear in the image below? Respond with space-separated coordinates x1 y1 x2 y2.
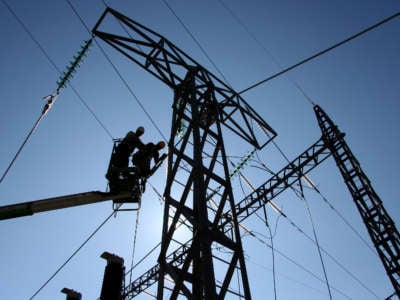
61 288 82 300
101 251 124 265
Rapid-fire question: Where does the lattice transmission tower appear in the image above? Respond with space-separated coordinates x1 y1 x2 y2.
93 7 276 299
92 7 400 299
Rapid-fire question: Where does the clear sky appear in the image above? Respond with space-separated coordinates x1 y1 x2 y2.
0 0 399 299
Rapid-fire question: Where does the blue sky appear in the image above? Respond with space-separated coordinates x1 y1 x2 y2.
0 0 399 299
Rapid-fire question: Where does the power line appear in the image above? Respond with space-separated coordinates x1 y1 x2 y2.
0 0 113 186
302 174 378 256
128 209 141 284
160 0 232 87
240 225 353 299
1 0 113 141
124 241 161 277
298 182 333 299
262 206 277 300
239 11 400 95
216 0 315 106
245 256 329 297
0 111 44 185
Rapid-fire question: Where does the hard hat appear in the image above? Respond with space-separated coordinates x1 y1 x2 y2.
157 141 166 149
136 126 145 135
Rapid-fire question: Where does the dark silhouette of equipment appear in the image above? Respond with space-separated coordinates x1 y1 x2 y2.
61 288 82 300
100 252 125 300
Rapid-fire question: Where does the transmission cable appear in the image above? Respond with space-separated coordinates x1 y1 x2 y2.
297 180 333 299
245 255 329 297
238 11 400 95
302 174 377 255
217 0 315 107
239 224 353 299
286 199 380 299
160 0 232 87
0 0 114 185
262 205 277 300
0 113 42 185
1 0 114 139
128 209 141 284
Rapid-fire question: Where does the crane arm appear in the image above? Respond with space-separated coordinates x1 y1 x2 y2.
0 191 132 221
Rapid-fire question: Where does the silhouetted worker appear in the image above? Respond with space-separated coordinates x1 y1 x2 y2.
200 100 218 126
132 141 166 178
107 127 145 193
111 127 145 169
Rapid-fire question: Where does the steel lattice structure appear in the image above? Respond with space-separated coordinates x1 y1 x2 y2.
315 105 400 296
93 7 276 299
93 7 400 299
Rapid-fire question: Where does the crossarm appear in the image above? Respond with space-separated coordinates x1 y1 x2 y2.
92 7 276 149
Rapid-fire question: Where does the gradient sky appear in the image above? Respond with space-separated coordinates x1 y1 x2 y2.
0 1 399 299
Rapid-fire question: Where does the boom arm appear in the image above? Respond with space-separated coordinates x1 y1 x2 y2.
0 191 132 221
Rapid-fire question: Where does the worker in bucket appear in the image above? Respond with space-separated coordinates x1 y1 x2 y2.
111 126 145 169
132 141 166 178
106 126 145 193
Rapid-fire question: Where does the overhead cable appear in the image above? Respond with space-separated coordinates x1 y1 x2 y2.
245 256 328 297
217 0 315 106
239 11 400 95
298 181 333 299
1 0 113 140
262 206 277 300
0 110 44 185
160 0 232 87
302 174 378 256
128 209 141 284
239 224 353 299
0 0 113 186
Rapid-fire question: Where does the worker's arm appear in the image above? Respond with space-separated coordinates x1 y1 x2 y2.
148 153 167 177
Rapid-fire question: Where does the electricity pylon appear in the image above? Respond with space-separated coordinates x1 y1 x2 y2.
93 7 276 299
92 7 400 298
